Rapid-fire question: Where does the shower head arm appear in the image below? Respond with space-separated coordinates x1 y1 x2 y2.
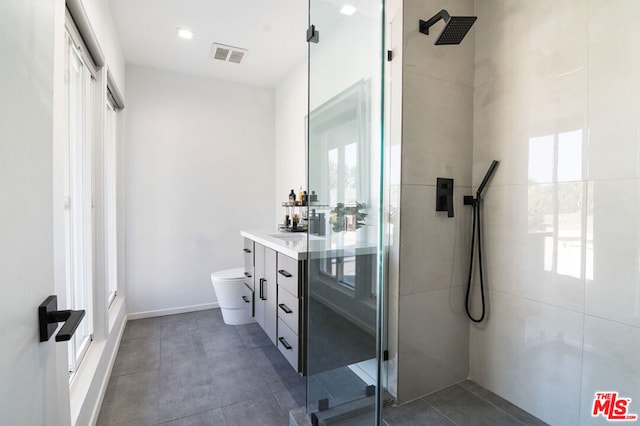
419 9 451 35
476 160 499 198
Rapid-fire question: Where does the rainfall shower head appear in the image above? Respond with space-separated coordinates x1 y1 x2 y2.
419 9 477 45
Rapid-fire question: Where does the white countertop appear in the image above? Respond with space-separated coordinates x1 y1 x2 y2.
240 230 309 260
240 230 378 261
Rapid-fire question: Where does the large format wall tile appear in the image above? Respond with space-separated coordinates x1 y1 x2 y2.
478 183 587 313
469 291 584 426
399 184 471 296
580 315 640 425
587 39 640 181
398 287 469 402
402 71 473 186
586 179 640 327
403 0 475 87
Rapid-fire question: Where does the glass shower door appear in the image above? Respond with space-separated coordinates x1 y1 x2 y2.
306 0 385 424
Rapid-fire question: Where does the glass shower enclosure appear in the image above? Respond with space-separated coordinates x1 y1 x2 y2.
306 0 386 424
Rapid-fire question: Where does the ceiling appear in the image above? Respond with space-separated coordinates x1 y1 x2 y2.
108 0 309 88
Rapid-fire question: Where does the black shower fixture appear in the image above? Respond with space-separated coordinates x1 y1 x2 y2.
419 9 477 45
464 160 499 323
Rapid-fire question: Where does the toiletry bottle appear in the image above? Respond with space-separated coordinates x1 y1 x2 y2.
302 191 308 205
289 189 296 204
309 209 317 234
310 190 318 202
317 213 326 236
298 187 303 205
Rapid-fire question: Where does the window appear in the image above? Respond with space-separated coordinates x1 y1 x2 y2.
64 18 96 379
104 95 118 307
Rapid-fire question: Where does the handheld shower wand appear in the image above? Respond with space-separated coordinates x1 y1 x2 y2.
464 160 499 323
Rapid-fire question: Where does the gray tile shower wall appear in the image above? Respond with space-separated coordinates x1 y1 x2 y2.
391 0 476 403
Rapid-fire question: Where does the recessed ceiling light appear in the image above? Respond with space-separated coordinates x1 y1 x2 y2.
340 4 357 15
177 28 194 40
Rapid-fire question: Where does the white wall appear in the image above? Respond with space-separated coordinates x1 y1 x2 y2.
470 1 640 425
125 65 276 316
275 61 307 221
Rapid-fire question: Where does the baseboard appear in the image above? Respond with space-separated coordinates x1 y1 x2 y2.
127 302 220 320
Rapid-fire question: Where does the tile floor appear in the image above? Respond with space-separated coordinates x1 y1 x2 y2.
97 309 304 425
98 309 548 426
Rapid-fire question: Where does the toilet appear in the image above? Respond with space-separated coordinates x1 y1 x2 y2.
210 267 253 325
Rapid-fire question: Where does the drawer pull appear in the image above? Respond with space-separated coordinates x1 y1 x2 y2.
244 272 252 278
243 248 252 253
278 269 293 278
242 296 250 303
278 303 293 314
279 337 292 350
259 278 264 300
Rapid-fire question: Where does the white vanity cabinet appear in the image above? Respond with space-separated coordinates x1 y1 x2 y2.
276 253 304 373
253 243 278 345
241 231 307 374
242 238 255 320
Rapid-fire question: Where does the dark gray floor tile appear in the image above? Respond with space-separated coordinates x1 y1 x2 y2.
383 399 454 426
162 356 212 384
122 317 163 341
423 384 525 426
111 337 160 377
274 382 305 411
194 309 226 330
158 408 225 426
314 367 368 402
290 407 313 426
200 326 246 357
222 394 288 426
97 370 159 425
161 312 199 337
157 363 220 423
307 376 333 407
161 330 207 366
212 366 271 407
205 348 256 375
251 345 304 392
329 410 376 426
458 380 549 426
236 323 273 348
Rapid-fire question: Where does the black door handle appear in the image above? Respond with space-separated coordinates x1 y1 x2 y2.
243 248 252 253
39 295 86 342
279 337 292 350
244 272 252 278
242 296 250 303
278 269 293 278
278 303 293 314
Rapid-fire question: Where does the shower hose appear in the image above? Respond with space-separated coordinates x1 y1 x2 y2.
465 196 486 323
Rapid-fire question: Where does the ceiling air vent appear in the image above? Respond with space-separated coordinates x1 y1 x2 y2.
210 43 248 64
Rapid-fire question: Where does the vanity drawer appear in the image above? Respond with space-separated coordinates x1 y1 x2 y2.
277 318 299 372
242 282 254 318
277 254 301 297
277 286 300 335
243 238 254 290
